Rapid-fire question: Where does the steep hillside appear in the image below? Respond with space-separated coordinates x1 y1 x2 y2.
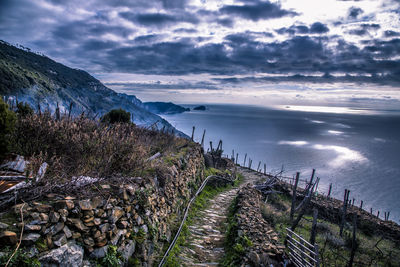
0 40 184 134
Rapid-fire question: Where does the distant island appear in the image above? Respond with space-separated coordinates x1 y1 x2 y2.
193 105 206 111
143 102 190 115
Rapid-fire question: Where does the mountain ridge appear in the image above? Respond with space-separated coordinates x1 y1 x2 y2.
0 40 186 135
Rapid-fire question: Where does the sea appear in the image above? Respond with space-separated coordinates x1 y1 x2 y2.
162 104 400 222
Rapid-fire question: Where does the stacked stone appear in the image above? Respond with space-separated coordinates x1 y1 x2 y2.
0 145 205 266
235 185 286 266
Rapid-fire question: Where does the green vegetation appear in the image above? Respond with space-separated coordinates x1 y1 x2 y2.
163 168 242 266
100 245 121 267
0 40 100 95
101 108 131 124
0 247 40 267
0 98 16 159
221 197 253 267
16 102 34 117
8 112 185 184
131 228 147 244
261 191 400 266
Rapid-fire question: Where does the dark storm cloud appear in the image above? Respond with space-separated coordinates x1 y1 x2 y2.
119 12 199 27
216 18 234 27
1 0 400 87
384 30 400 37
219 1 298 21
347 24 380 36
310 22 329 34
276 23 328 35
348 6 364 18
173 28 198 33
104 81 218 90
52 21 133 41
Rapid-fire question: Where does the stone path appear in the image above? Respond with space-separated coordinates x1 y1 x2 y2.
177 167 261 266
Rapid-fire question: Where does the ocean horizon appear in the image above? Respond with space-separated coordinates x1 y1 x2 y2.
163 103 400 222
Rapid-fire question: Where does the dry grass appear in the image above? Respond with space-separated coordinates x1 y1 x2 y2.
10 112 188 185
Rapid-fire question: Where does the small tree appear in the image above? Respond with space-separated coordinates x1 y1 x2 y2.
0 98 16 158
101 108 131 124
16 102 34 117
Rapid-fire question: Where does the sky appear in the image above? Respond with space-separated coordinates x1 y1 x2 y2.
1 0 400 110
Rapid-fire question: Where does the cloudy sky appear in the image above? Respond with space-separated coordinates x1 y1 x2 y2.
1 0 400 109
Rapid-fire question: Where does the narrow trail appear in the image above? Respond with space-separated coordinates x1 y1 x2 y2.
177 167 261 266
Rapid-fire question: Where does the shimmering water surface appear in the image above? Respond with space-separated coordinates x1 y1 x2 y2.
162 104 400 222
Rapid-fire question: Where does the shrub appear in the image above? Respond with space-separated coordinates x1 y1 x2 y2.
16 102 34 117
101 108 131 124
9 113 183 191
0 247 40 267
0 98 16 158
101 245 121 267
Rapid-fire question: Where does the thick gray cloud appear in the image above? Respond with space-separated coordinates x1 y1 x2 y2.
348 6 364 18
310 22 330 34
219 1 298 21
0 0 399 88
120 12 199 27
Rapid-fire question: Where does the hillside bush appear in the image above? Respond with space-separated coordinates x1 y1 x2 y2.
0 98 16 158
101 108 131 124
10 113 184 186
16 101 34 117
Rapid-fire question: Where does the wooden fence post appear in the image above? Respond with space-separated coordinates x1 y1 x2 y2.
201 129 206 148
68 102 73 119
210 141 213 152
235 153 238 165
360 201 363 210
300 238 307 266
264 163 266 175
340 189 350 237
243 153 247 167
191 126 195 141
328 183 332 198
348 213 357 267
314 244 320 267
55 102 60 121
290 172 300 222
257 161 261 173
310 208 318 245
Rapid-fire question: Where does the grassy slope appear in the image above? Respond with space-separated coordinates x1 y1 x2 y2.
261 192 400 266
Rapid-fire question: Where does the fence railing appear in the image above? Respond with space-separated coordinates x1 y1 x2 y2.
286 228 320 267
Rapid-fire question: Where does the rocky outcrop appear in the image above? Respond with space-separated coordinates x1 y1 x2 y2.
0 144 205 266
234 185 286 266
39 242 84 267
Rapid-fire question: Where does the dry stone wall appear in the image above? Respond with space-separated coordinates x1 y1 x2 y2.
0 144 205 266
233 185 286 266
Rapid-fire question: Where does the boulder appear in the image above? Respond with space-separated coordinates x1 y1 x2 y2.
109 207 124 224
54 200 74 210
39 242 84 267
53 233 67 247
68 218 89 232
22 233 41 245
90 245 108 259
118 240 136 261
49 211 60 223
0 231 17 246
24 224 42 231
46 222 64 235
63 225 72 238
